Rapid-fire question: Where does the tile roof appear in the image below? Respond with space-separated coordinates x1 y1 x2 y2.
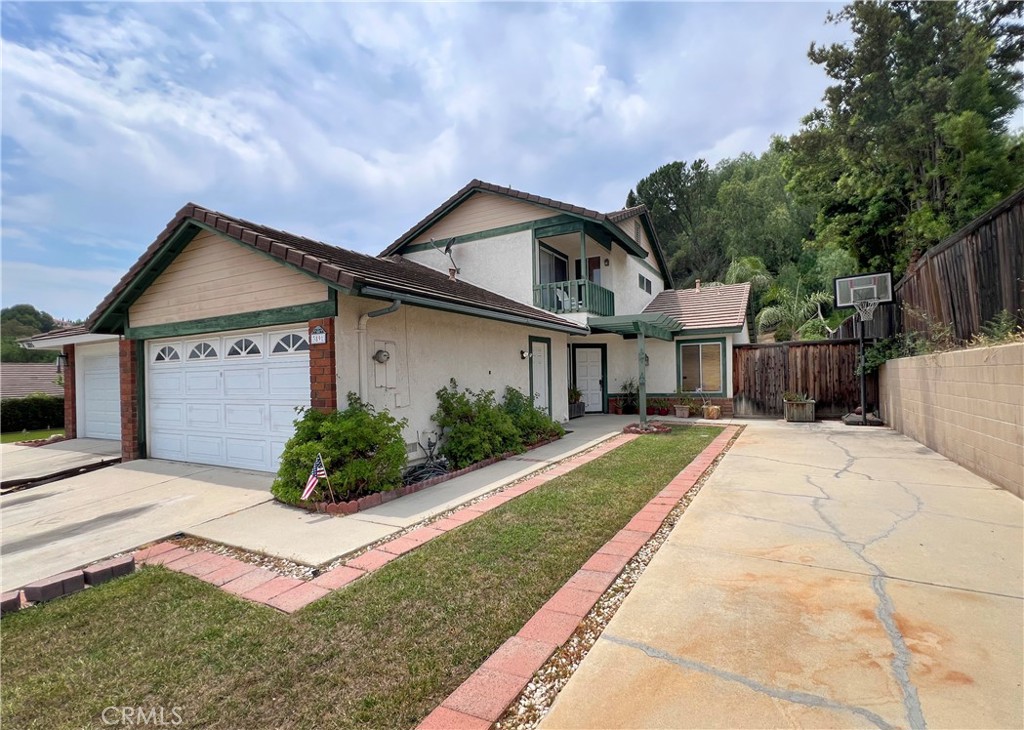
88 204 588 335
1 363 64 399
605 204 648 223
643 282 751 331
21 325 90 342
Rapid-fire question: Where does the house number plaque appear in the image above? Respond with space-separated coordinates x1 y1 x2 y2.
309 325 327 345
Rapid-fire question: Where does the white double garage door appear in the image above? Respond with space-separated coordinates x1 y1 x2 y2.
147 326 311 472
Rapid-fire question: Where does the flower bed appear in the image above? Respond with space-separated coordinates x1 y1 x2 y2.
622 421 673 435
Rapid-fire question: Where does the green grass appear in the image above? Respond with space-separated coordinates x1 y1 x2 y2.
1 427 721 730
0 428 63 444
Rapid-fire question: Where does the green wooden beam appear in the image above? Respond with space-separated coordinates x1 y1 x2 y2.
125 297 337 340
638 332 648 427
400 214 580 254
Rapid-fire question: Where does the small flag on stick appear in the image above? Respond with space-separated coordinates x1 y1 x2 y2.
301 453 328 501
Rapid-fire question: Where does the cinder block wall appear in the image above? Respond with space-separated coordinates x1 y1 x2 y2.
879 343 1023 498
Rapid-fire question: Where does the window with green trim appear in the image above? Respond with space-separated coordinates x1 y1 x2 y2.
678 342 723 393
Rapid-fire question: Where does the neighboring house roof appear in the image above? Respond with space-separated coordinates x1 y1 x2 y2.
644 282 751 333
19 326 118 351
87 204 589 336
0 363 63 399
379 179 674 287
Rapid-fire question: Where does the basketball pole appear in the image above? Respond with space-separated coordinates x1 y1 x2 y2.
859 314 867 426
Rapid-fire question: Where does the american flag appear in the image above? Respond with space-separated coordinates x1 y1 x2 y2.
301 453 328 500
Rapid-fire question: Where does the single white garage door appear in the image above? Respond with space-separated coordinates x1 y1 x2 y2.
146 327 311 472
77 342 121 440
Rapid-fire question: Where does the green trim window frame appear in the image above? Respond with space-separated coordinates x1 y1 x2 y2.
676 338 727 396
528 335 552 417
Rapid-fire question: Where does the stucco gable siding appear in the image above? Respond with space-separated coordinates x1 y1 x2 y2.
411 192 559 244
128 230 327 328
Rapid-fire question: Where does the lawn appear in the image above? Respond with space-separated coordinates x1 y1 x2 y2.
1 426 721 730
0 428 63 444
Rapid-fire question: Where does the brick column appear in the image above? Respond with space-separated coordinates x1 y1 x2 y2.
119 339 141 461
308 317 337 412
62 344 77 439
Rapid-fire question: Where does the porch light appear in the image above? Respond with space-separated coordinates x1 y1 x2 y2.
603 258 609 267
520 350 532 359
55 353 68 373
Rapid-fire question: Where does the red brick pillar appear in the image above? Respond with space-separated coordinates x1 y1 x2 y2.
62 344 77 439
119 339 141 461
308 317 337 412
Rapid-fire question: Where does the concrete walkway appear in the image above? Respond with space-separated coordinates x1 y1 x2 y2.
189 415 639 565
542 419 1024 729
1 438 121 483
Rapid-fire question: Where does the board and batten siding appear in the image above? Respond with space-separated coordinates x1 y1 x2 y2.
412 192 559 244
129 231 328 328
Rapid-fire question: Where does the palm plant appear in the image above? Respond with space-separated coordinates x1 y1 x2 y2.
724 256 773 292
755 286 834 341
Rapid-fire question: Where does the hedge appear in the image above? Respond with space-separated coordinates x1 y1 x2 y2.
1 394 64 433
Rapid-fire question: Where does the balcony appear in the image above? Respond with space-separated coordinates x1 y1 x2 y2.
533 279 615 316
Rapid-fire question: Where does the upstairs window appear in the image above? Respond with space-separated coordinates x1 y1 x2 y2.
638 273 652 294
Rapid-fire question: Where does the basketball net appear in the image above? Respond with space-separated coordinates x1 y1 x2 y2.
853 298 879 322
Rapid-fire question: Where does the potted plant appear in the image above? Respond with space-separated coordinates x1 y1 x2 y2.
783 392 815 422
673 388 691 418
568 387 585 419
657 398 671 416
696 388 721 419
619 378 639 414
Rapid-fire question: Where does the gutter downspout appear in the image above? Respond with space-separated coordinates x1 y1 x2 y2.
357 300 401 400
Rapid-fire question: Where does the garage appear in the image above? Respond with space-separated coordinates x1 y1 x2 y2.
146 326 311 472
76 342 122 440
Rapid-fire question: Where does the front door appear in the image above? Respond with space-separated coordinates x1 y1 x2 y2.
529 337 550 416
574 347 604 413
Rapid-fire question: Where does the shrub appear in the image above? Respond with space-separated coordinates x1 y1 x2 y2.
272 393 408 505
502 386 565 446
432 379 522 469
1 393 64 432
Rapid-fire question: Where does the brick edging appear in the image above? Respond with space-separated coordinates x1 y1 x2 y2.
418 425 741 729
132 433 640 614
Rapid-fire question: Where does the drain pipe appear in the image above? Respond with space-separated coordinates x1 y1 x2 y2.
357 299 401 399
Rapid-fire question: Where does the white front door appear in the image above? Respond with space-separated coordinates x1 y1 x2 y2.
531 340 550 416
575 348 604 413
146 326 311 472
77 342 121 440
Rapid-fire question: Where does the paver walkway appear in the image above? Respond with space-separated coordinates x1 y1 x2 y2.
541 419 1023 729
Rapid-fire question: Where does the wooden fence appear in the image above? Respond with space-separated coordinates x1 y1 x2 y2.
733 340 878 418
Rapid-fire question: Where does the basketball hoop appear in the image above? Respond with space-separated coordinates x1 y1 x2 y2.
853 298 879 322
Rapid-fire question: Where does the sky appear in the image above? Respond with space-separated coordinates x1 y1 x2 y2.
1 1 848 320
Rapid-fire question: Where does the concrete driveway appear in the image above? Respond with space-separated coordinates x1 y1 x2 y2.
1 438 121 483
1 459 273 592
542 420 1023 729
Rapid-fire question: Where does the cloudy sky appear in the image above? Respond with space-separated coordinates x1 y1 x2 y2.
1 1 847 320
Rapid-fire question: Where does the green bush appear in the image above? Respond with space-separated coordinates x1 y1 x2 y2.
1 393 64 432
272 393 408 504
502 386 565 445
432 380 522 469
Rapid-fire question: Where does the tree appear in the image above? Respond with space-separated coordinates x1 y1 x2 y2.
1 305 59 363
787 1 1024 275
756 287 835 341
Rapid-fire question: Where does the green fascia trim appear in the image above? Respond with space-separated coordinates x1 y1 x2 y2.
600 220 647 259
93 223 202 334
676 325 743 336
570 343 608 413
582 223 615 253
399 214 579 254
535 220 585 238
635 256 663 279
190 221 347 293
359 286 589 336
639 215 674 288
676 337 727 396
588 313 680 342
529 335 553 417
125 297 337 340
135 339 147 459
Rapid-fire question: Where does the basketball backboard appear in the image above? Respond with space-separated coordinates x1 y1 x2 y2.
834 272 893 308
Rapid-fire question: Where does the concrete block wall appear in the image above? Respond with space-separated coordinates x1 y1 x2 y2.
880 343 1023 498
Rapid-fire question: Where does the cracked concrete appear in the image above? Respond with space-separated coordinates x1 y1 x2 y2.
540 420 1023 729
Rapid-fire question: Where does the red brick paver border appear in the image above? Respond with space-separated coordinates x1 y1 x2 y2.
417 424 740 728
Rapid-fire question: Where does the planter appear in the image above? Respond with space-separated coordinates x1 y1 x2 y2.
568 401 585 420
673 405 690 418
646 406 657 416
702 405 722 420
784 400 816 422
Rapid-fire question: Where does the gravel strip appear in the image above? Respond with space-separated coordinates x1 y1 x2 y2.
495 427 741 730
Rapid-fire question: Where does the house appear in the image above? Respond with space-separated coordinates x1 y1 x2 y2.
0 363 65 399
29 179 750 473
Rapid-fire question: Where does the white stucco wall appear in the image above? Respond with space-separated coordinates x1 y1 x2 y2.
591 332 737 398
335 293 569 455
403 230 535 306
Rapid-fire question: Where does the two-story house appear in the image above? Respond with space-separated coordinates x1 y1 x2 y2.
33 179 749 473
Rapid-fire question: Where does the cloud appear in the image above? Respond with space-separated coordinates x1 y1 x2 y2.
0 261 123 320
1 1 848 317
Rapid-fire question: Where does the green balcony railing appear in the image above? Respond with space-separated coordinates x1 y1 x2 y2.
533 279 615 316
